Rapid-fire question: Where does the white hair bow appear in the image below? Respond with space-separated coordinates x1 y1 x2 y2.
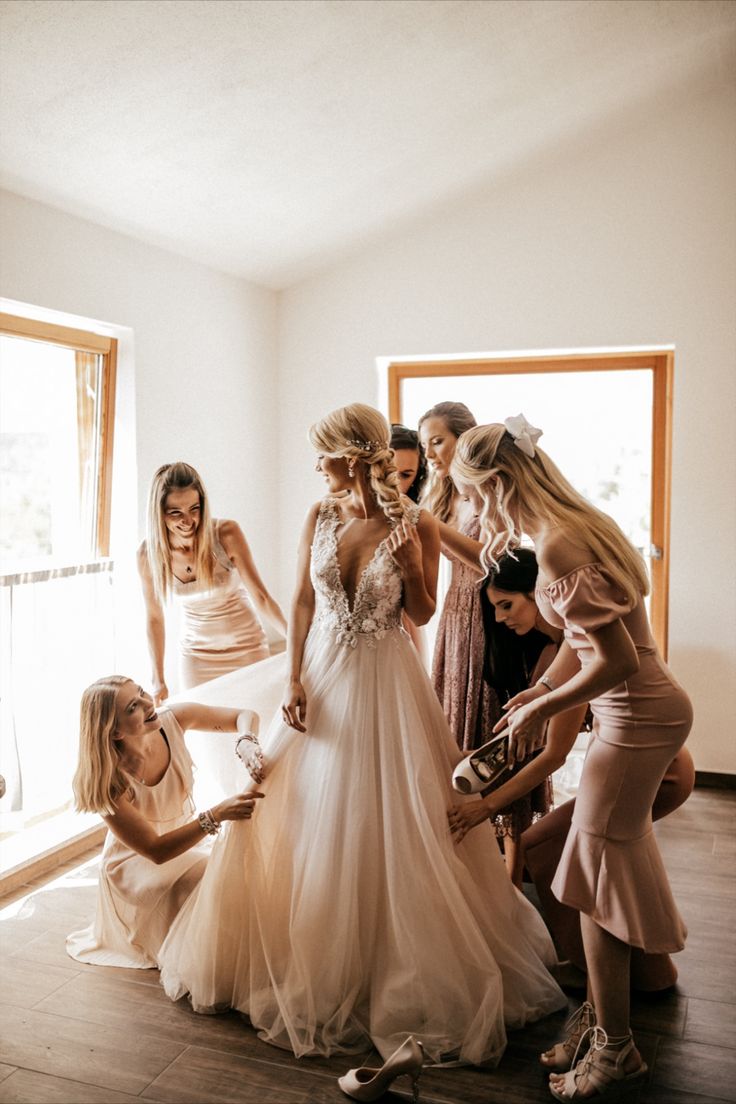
504 413 543 458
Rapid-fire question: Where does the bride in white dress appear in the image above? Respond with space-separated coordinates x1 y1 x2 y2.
159 403 565 1066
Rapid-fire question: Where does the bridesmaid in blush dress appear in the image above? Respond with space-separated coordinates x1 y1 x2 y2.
453 416 692 1101
418 402 501 750
138 462 286 702
523 745 695 993
67 676 263 968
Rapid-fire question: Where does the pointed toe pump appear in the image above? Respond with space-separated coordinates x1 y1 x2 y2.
338 1036 426 1102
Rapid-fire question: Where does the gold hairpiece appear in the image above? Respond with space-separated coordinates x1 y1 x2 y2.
346 438 383 451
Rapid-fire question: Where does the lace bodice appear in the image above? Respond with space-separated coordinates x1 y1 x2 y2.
310 497 420 647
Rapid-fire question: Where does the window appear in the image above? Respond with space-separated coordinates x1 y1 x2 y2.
0 313 118 883
387 350 673 655
0 313 117 569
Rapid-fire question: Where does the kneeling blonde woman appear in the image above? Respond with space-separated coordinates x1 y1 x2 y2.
67 676 263 969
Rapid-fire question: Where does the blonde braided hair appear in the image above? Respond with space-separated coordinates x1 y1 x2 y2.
309 403 406 522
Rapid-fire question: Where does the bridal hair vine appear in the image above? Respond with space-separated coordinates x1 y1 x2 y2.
346 438 382 452
504 413 543 459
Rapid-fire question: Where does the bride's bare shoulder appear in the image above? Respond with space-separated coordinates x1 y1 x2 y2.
537 528 595 582
299 500 326 537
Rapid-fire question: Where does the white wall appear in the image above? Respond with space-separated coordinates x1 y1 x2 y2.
0 191 280 685
278 77 736 773
2 72 733 772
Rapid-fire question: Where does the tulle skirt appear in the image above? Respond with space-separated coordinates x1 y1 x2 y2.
159 624 564 1065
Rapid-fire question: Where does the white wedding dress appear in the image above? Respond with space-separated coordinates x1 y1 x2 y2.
159 498 565 1065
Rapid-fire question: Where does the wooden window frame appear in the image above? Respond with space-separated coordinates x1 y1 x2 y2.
0 312 117 557
388 350 673 657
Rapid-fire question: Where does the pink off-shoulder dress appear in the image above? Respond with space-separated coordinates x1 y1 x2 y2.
535 564 692 954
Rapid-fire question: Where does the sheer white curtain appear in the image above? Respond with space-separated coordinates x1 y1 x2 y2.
0 561 116 824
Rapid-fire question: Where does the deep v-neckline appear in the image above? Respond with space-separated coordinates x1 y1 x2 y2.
331 511 392 616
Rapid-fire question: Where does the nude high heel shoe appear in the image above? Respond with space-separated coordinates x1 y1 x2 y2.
452 733 510 794
338 1036 425 1102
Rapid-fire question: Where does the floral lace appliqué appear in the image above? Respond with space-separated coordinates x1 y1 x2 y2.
310 499 418 647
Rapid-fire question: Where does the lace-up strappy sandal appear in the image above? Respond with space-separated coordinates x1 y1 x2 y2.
540 1001 596 1072
549 1026 648 1100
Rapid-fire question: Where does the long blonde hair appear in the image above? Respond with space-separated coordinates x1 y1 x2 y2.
418 401 477 522
452 423 649 605
73 675 134 815
145 462 216 602
309 403 406 521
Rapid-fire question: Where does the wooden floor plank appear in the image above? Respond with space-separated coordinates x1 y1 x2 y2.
2 885 95 931
35 972 290 1059
649 1037 736 1103
140 1044 340 1104
666 862 736 901
0 785 733 1104
684 996 736 1052
713 833 736 857
0 956 79 1010
672 951 736 1004
0 1068 143 1103
0 919 52 956
654 826 717 856
629 990 687 1039
10 928 163 987
0 1004 185 1096
638 1087 733 1104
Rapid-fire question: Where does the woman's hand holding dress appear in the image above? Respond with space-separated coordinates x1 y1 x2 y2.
214 792 265 822
448 800 492 843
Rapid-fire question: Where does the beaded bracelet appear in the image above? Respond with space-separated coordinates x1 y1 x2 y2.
198 808 220 835
537 674 555 692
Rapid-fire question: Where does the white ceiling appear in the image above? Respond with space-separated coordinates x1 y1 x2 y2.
1 0 734 289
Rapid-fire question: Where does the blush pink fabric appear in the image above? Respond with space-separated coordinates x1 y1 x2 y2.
173 521 269 688
432 516 502 752
536 564 692 954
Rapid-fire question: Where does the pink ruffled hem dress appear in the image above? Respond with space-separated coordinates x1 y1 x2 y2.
536 564 692 954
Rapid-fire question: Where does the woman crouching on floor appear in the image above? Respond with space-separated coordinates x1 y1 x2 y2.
67 676 263 969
